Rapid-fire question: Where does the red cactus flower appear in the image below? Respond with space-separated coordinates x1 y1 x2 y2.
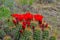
22 22 27 30
34 14 43 21
12 19 17 25
17 14 24 21
22 25 26 30
11 14 24 21
45 23 48 28
26 21 30 26
24 11 33 21
11 14 20 18
22 22 26 26
39 20 42 24
19 30 23 33
40 24 45 31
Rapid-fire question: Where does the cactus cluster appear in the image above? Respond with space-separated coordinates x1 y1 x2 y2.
0 11 57 40
10 11 57 40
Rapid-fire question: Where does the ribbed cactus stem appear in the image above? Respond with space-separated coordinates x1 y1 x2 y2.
20 27 32 40
14 31 20 40
14 24 22 40
20 30 32 40
42 30 49 40
33 29 41 40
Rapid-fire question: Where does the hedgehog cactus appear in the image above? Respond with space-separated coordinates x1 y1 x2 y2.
10 12 57 40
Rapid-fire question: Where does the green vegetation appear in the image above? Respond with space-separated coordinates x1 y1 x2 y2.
19 0 34 5
0 6 11 19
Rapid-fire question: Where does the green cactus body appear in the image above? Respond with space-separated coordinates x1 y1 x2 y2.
33 29 41 40
49 36 56 40
14 24 22 40
14 31 20 40
20 30 32 40
42 30 49 40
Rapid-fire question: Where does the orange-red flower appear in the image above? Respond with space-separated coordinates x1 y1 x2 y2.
34 14 43 21
11 14 20 18
22 22 26 30
11 14 24 21
24 11 33 21
17 14 24 21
